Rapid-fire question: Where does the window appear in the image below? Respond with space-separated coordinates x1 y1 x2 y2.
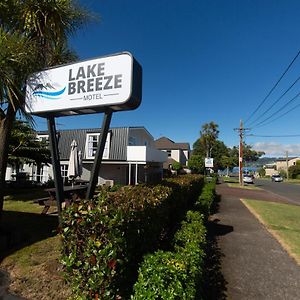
167 150 171 157
86 132 111 159
88 135 98 157
61 165 69 179
129 136 136 146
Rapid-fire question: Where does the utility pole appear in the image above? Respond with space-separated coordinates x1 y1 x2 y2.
286 151 289 180
234 120 250 186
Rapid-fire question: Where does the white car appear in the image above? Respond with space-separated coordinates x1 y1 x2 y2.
271 174 283 182
243 174 254 184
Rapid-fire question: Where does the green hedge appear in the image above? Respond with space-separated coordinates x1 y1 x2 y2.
61 175 203 299
131 180 217 300
196 179 216 220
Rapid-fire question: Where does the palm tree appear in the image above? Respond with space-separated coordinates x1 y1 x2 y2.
0 0 91 214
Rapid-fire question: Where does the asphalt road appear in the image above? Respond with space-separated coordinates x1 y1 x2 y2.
255 178 300 205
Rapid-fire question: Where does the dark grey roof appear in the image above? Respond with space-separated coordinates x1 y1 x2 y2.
154 137 190 150
38 127 129 161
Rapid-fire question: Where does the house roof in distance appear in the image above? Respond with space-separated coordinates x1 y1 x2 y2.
276 157 300 162
154 137 190 150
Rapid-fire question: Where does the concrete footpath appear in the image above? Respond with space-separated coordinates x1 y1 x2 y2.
214 183 300 300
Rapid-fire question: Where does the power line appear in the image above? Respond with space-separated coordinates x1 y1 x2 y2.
244 48 300 125
248 73 300 127
246 134 300 138
252 99 300 129
252 90 300 128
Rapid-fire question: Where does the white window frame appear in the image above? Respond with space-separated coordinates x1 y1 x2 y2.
61 164 69 180
85 132 111 159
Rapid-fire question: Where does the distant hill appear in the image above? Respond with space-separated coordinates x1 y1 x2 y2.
246 157 277 167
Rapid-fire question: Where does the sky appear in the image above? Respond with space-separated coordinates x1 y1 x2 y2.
34 0 300 157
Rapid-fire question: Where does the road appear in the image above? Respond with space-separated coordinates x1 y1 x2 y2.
255 178 300 205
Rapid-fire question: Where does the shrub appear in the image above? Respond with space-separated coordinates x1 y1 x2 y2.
61 175 204 299
131 179 217 300
288 165 300 179
258 168 266 177
132 212 206 300
172 161 182 172
196 180 216 219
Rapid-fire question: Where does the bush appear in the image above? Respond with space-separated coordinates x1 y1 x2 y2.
172 161 182 172
132 181 216 300
288 165 300 179
196 180 216 219
132 212 206 300
258 168 266 177
61 175 204 299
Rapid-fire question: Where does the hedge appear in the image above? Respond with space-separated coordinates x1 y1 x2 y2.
61 175 203 299
131 179 217 299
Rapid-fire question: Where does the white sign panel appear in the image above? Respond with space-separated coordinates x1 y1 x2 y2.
25 52 142 117
205 157 214 168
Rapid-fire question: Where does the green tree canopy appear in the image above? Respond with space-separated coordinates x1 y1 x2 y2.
8 120 50 167
193 121 219 158
188 155 204 174
0 0 93 214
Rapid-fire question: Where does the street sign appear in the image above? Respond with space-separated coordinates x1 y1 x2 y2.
205 157 214 168
25 52 142 117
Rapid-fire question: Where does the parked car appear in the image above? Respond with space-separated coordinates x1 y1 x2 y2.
243 174 254 184
271 174 283 182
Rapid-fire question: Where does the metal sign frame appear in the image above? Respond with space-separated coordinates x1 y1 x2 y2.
26 52 142 225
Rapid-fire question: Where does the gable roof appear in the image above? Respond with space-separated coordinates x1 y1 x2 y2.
154 136 190 150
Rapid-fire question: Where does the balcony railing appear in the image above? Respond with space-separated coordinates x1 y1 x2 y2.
127 146 167 163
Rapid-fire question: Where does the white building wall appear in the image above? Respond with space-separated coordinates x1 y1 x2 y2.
5 166 13 181
171 150 180 162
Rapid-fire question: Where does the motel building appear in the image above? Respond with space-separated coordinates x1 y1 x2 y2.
6 127 168 186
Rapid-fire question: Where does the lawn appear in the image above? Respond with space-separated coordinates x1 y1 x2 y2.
242 199 300 265
226 182 261 190
0 189 70 300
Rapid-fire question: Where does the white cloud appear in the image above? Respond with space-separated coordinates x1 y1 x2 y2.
252 142 300 157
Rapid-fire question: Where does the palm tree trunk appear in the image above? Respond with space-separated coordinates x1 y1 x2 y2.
0 104 15 216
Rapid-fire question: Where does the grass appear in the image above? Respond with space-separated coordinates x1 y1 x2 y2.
242 199 300 265
285 179 300 184
226 182 261 190
4 187 49 201
1 188 70 299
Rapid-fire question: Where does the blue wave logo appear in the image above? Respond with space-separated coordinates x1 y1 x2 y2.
32 86 66 100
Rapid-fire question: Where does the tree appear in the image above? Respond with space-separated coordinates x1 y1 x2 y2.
188 155 205 174
193 122 230 172
228 144 264 165
220 155 236 176
0 0 91 215
8 120 50 176
258 168 266 177
198 121 219 157
288 165 300 179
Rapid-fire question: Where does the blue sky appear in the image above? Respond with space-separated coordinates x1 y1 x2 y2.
34 0 300 157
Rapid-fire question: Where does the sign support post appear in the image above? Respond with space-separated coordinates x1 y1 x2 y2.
86 110 113 199
47 116 64 226
25 52 142 221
